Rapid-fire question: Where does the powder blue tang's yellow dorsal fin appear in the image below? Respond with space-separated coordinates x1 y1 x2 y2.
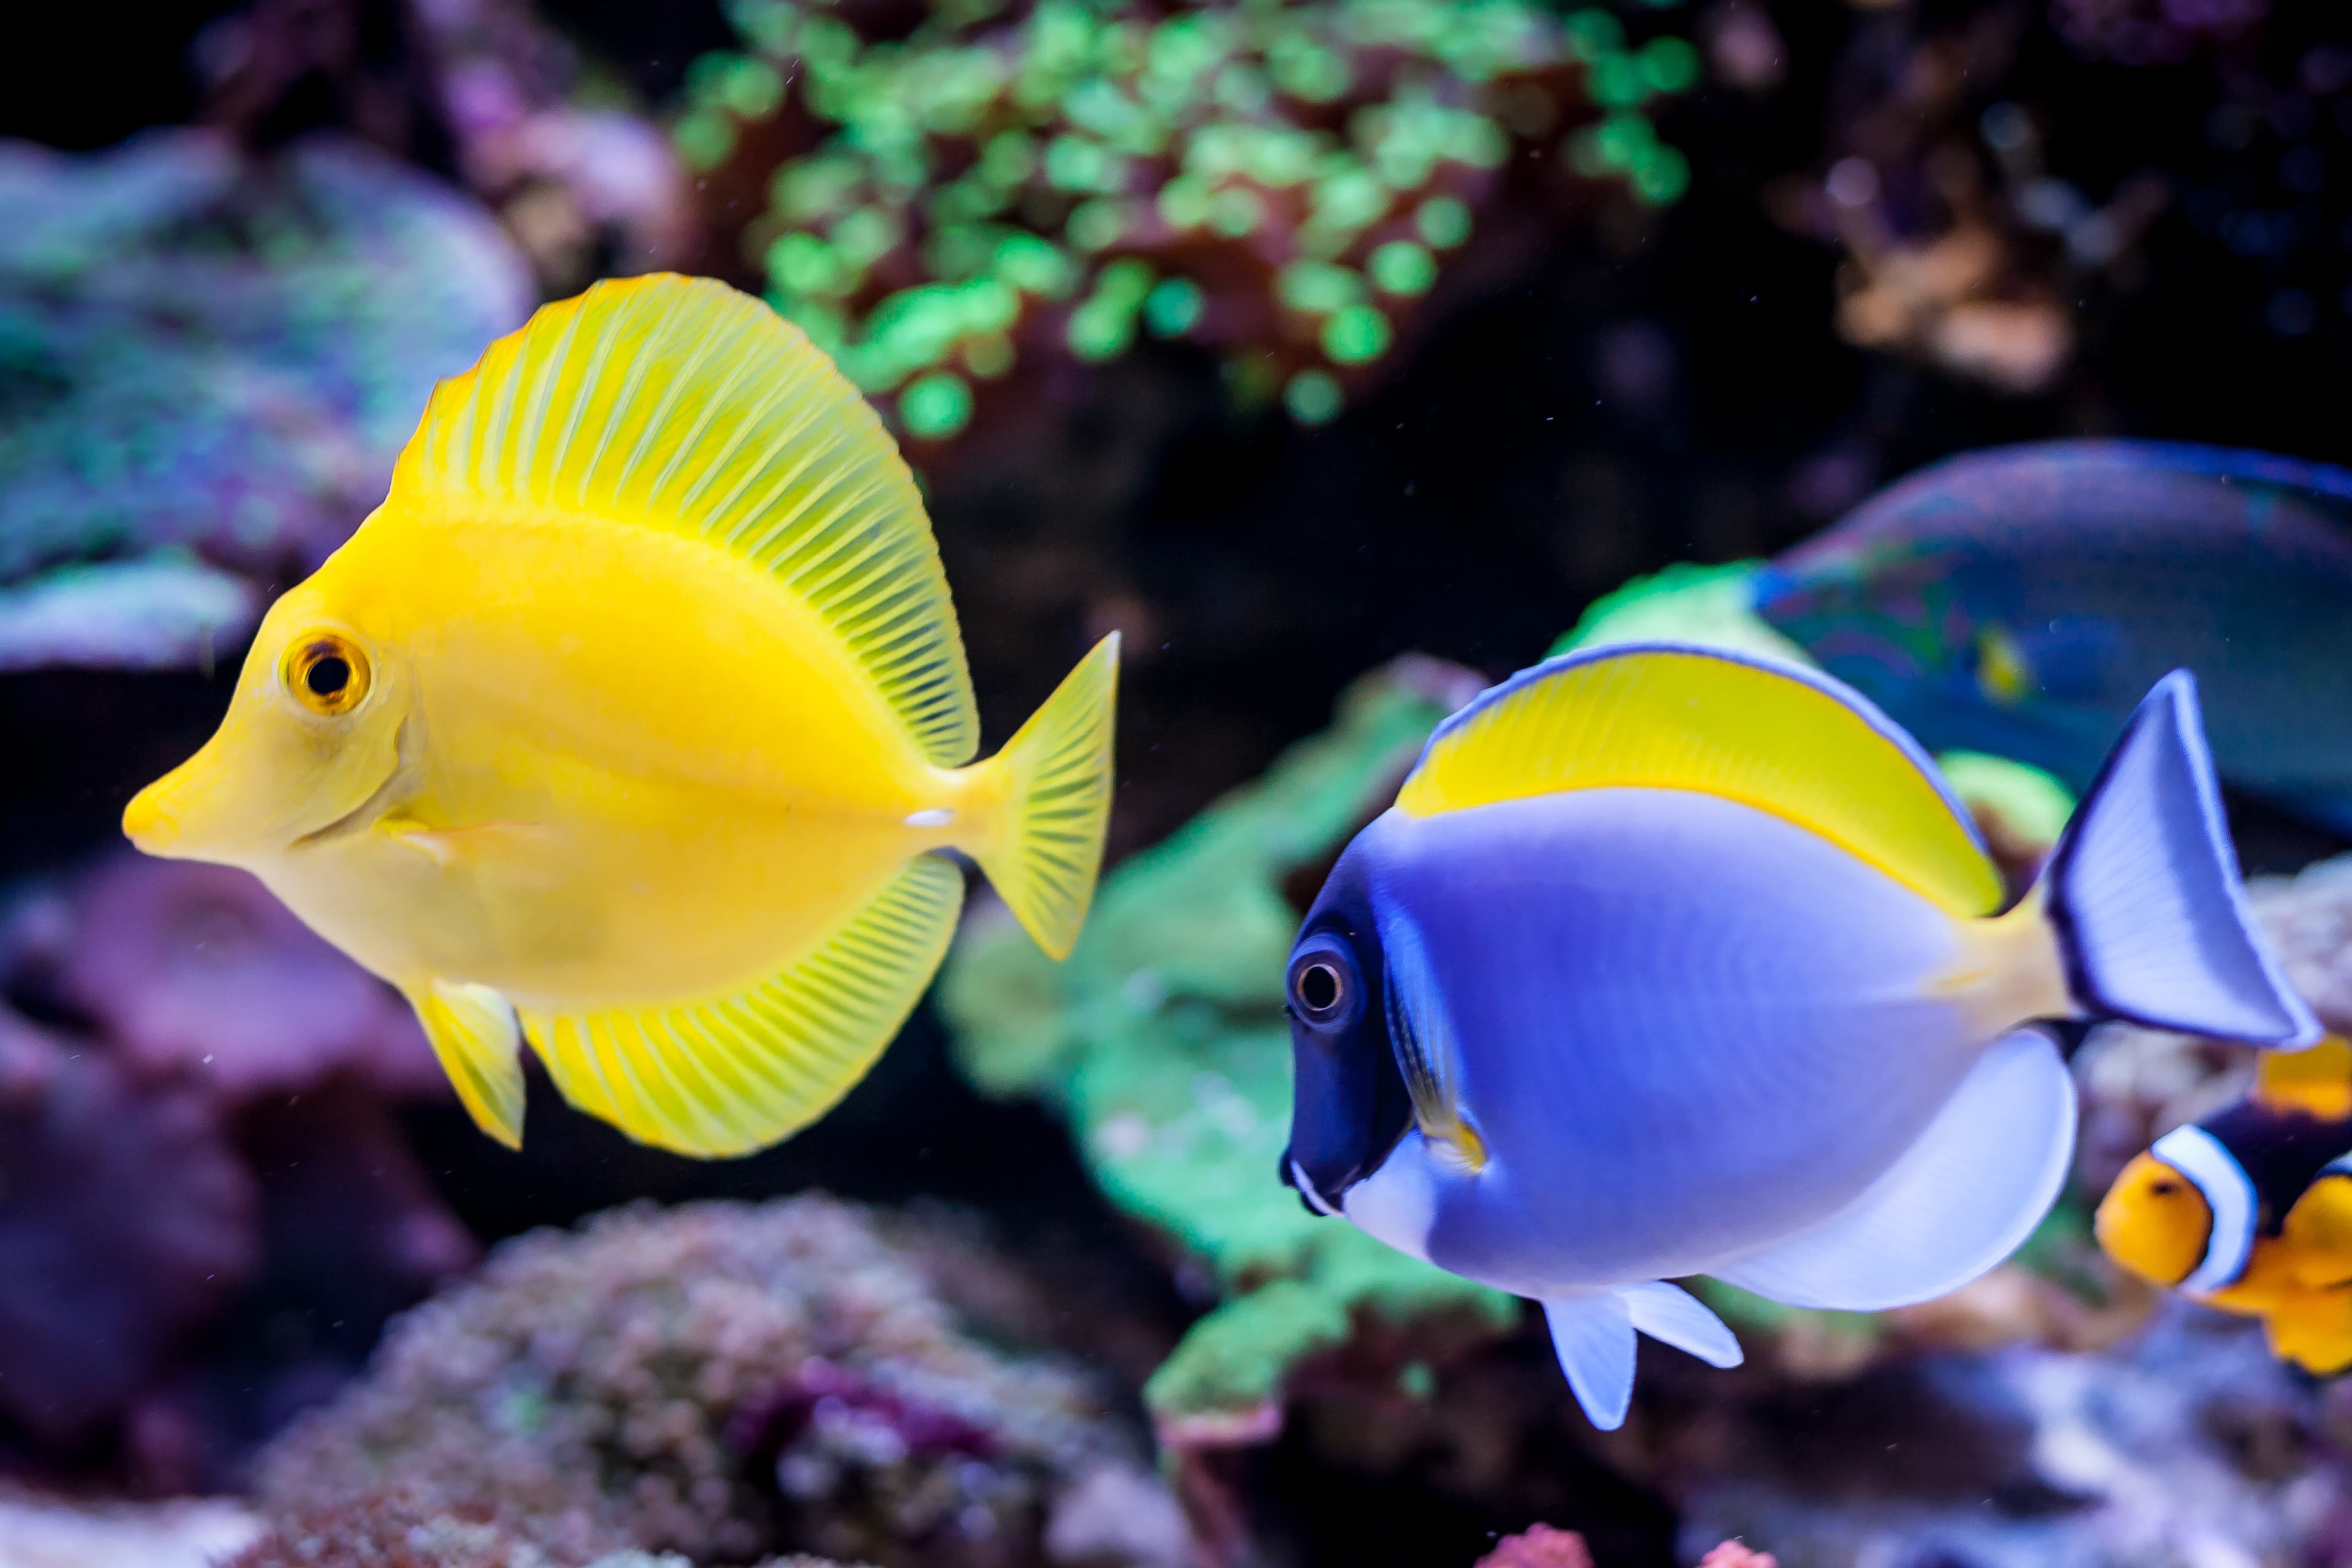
1398 643 2004 916
385 273 979 766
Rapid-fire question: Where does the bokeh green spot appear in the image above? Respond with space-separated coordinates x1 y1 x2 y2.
1285 369 1343 424
900 371 974 439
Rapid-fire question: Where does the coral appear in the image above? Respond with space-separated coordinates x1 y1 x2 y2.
24 853 442 1107
1679 1306 2344 1568
0 1006 258 1446
1474 1523 1594 1568
227 1490 850 1567
400 0 700 290
250 1196 1177 1568
673 0 1701 438
938 657 1517 1442
2247 852 2352 1037
0 1483 264 1568
1692 1544 1775 1568
0 556 257 674
0 129 530 667
0 858 473 1479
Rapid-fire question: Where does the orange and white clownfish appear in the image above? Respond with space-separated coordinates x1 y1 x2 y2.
2097 1036 2352 1374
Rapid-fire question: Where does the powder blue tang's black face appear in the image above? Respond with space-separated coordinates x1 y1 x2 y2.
1279 848 1412 1217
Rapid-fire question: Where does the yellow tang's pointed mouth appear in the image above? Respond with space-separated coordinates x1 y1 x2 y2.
122 781 179 854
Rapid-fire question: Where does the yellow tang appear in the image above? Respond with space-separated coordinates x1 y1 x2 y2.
124 274 1119 1158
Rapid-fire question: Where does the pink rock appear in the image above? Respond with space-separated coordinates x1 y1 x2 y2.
1475 1523 1595 1568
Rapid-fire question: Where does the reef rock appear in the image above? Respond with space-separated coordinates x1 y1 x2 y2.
1679 1305 2345 1568
251 1196 1184 1568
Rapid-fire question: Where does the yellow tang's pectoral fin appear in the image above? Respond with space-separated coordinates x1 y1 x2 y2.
1396 643 2003 916
519 854 965 1158
2256 1034 2352 1120
405 977 527 1149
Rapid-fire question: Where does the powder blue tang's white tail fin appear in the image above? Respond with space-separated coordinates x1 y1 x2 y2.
1710 1028 2076 1311
1543 1283 1744 1429
2046 669 2317 1046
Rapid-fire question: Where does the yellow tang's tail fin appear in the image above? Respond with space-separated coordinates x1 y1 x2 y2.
968 632 1120 960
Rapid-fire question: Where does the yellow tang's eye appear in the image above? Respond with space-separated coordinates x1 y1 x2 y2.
285 633 371 716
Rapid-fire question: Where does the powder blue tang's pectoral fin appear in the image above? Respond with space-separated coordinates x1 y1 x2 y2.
1710 1028 2076 1311
1622 1281 1743 1368
1542 1293 1637 1430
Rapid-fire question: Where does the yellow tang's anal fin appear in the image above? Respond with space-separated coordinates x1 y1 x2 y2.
2256 1033 2352 1119
519 854 965 1159
388 272 979 768
1398 642 2004 917
406 978 527 1150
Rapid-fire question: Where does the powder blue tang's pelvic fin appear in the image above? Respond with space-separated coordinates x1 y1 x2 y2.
1754 440 2352 825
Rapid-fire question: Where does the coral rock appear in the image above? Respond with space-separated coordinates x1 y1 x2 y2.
39 854 443 1107
252 1197 1176 1568
0 1008 258 1444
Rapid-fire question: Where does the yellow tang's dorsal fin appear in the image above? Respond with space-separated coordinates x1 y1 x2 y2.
385 273 979 767
2256 1033 2352 1119
1396 643 2004 916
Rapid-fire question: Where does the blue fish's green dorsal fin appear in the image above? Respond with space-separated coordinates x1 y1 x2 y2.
386 273 978 767
1398 643 2003 916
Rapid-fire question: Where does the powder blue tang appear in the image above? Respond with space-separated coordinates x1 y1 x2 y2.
1280 643 2316 1429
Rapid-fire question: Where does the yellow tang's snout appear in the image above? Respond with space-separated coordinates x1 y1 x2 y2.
2095 1149 2214 1289
123 589 410 868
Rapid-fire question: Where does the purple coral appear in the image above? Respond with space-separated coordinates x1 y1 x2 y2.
251 1197 1178 1568
35 854 442 1107
0 1007 258 1446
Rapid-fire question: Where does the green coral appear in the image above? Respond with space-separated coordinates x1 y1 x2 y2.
677 0 1698 434
1547 558 1807 664
938 660 1516 1430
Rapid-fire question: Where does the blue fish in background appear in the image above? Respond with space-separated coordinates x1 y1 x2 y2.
1280 643 2315 1430
1754 441 2352 832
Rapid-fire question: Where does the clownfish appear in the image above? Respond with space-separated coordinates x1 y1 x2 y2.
1281 643 2315 1428
123 274 1118 1158
2098 1036 2352 1374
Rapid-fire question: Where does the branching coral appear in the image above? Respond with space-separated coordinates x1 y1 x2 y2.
251 1197 1179 1568
673 0 1700 439
938 657 1517 1444
0 129 530 669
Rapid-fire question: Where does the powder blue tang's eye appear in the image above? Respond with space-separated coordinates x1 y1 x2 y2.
1280 861 1414 1218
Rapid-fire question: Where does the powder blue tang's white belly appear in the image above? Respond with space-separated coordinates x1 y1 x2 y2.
1360 786 1988 1293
